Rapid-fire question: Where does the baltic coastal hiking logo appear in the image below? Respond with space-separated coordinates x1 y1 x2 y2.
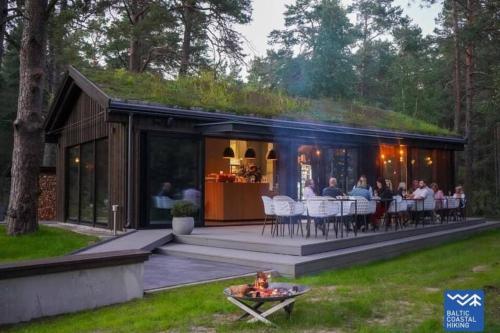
444 290 484 332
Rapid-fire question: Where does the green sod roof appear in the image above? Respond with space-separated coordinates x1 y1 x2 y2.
83 68 454 136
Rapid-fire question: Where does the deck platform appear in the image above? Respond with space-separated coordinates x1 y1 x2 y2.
158 218 500 277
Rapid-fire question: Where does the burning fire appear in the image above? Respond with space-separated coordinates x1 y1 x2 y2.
229 272 297 298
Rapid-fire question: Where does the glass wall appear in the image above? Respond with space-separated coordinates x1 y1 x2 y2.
145 134 201 227
410 148 453 193
67 146 80 221
380 144 407 192
297 145 358 198
95 139 109 224
65 138 108 226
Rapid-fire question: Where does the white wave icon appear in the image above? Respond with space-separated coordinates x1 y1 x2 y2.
447 293 482 307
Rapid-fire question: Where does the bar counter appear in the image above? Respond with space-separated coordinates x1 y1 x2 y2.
204 182 273 222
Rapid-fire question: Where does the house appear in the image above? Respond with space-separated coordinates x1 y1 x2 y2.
44 67 464 229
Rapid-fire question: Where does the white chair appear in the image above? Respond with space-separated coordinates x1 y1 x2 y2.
386 196 408 230
421 194 436 226
446 196 460 222
273 196 305 237
261 196 275 236
306 196 339 239
350 196 370 232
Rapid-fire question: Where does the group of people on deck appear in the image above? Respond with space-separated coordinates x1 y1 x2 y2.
302 175 466 230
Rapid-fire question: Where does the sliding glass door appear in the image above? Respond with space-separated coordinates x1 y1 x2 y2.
142 133 201 228
66 138 109 226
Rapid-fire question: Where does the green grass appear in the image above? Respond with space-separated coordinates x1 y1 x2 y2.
4 229 499 333
0 225 99 263
83 68 453 136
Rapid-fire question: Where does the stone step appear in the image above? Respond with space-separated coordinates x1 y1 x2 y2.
158 221 500 277
174 219 485 256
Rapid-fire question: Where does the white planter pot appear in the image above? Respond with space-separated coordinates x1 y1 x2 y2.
172 217 194 235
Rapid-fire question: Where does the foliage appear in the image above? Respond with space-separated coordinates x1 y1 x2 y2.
4 230 500 332
0 225 98 263
84 68 452 136
171 200 199 217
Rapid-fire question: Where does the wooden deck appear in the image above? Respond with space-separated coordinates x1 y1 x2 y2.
158 218 500 277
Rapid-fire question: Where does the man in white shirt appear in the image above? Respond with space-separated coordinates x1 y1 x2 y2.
410 180 432 199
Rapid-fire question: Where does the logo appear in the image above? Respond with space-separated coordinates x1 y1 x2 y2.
444 290 484 332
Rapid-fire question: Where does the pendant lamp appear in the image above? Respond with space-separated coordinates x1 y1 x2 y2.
244 148 256 159
223 146 235 159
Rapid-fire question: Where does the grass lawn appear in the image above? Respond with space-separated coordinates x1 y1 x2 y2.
3 229 500 333
0 225 99 263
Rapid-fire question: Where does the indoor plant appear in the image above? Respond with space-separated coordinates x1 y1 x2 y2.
171 200 198 235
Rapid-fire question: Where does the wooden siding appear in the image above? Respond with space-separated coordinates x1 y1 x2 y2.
54 92 127 229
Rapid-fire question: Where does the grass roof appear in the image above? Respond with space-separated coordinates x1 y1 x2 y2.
83 68 454 136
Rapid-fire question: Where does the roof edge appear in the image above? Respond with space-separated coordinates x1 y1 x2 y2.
109 99 466 146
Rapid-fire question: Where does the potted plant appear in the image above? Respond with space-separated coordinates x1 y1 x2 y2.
171 200 198 235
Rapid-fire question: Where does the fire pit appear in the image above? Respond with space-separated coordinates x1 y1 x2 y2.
223 272 310 325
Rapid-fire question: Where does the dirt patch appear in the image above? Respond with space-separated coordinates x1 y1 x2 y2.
212 312 240 323
424 287 440 293
188 326 216 333
472 265 489 273
317 285 337 292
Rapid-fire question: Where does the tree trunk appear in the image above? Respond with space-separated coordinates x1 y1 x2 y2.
359 13 368 99
128 0 147 72
0 0 7 68
463 0 475 201
6 0 48 235
452 0 461 133
179 0 194 76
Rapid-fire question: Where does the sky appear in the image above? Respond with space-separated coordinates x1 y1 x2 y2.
236 0 442 75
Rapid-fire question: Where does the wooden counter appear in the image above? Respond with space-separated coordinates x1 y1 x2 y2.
204 182 273 222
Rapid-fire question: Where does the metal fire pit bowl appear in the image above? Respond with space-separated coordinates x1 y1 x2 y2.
224 282 310 325
224 282 310 302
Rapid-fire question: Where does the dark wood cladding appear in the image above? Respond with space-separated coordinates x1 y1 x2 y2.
54 92 127 229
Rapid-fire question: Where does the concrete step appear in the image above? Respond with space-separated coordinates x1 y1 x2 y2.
79 229 173 254
158 221 500 277
174 219 485 256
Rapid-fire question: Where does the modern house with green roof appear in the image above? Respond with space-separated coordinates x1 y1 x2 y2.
44 66 464 229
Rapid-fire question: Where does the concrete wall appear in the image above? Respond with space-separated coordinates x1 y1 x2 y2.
0 251 147 325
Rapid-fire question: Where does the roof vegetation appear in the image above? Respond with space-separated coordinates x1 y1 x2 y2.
83 68 454 136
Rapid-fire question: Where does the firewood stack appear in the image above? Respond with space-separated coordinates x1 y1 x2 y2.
38 173 56 220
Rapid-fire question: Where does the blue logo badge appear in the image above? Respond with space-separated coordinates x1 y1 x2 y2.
444 290 484 332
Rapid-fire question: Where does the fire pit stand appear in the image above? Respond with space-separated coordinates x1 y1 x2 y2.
224 282 309 326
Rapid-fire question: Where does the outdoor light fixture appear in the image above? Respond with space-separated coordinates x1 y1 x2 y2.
266 149 277 160
315 149 321 156
75 157 80 164
244 148 256 159
223 147 235 159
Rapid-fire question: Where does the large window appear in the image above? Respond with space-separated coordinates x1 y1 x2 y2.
297 145 358 198
380 144 407 191
144 134 201 227
66 139 108 226
410 148 453 193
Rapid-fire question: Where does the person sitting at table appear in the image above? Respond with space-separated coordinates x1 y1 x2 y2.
349 180 371 200
431 182 445 215
409 180 432 200
385 179 394 192
371 177 393 229
410 179 419 193
303 179 317 199
322 177 344 198
396 182 407 197
351 175 373 198
453 185 466 213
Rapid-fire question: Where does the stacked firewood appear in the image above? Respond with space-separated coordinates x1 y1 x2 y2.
38 174 56 220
